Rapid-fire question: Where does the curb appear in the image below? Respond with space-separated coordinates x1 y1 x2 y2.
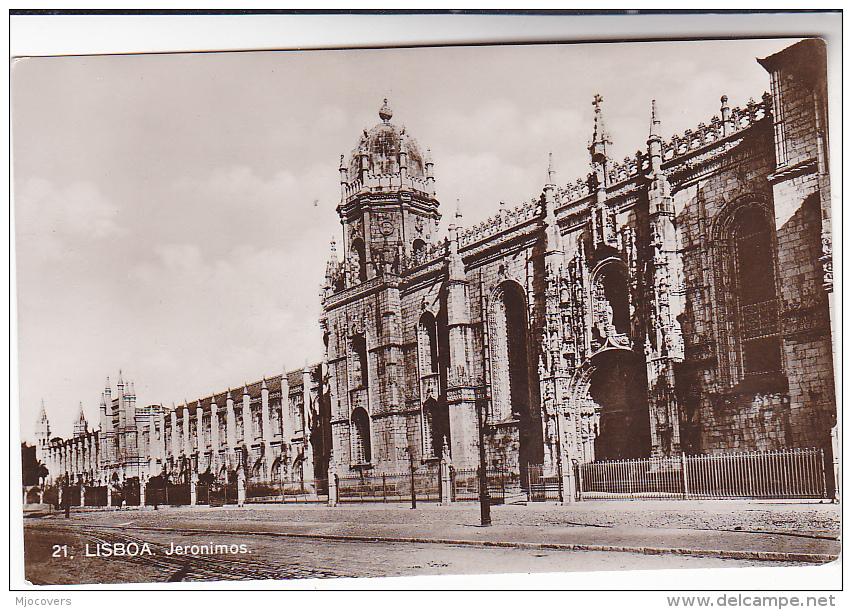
72 523 839 565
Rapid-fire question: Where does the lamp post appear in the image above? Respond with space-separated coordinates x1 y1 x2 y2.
554 409 564 503
409 449 417 510
476 397 491 526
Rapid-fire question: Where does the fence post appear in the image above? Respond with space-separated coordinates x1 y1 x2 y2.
681 452 690 499
819 448 827 500
575 460 583 502
328 473 338 507
441 460 452 504
382 473 387 503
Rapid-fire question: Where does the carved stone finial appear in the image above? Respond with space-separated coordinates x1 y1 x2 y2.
379 98 393 122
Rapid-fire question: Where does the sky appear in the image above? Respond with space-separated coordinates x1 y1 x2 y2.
11 15 832 443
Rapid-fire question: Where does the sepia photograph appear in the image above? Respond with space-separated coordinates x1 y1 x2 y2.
10 10 841 600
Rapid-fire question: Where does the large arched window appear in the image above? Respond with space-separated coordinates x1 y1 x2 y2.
350 407 371 464
733 208 781 375
713 198 781 385
488 281 532 422
417 312 439 375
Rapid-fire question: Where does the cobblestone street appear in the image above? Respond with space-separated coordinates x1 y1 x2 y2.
22 500 839 585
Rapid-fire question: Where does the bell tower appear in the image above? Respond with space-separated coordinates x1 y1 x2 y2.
336 99 440 284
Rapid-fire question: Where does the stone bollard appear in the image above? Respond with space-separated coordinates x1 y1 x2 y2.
140 481 147 508
190 478 198 507
80 486 86 508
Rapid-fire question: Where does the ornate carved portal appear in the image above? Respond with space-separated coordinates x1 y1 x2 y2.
569 348 651 463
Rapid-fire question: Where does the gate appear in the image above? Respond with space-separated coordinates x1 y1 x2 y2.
526 464 562 501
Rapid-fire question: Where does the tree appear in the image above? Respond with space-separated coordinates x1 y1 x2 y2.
21 442 48 486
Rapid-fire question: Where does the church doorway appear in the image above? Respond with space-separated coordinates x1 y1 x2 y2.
590 348 651 461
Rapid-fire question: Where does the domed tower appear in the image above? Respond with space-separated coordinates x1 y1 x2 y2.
337 99 440 284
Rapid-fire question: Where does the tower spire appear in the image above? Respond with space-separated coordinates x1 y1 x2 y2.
547 152 555 185
589 93 610 165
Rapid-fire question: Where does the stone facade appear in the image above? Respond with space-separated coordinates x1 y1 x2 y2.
321 39 835 489
35 40 835 500
36 366 330 493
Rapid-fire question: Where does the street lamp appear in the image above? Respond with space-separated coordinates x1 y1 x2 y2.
476 396 491 526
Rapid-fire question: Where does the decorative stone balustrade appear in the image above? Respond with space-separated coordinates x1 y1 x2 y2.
343 172 431 201
457 197 539 249
661 94 770 162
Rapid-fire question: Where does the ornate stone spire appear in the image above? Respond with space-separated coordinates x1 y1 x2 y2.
547 152 555 186
589 94 610 165
448 199 465 281
73 402 88 437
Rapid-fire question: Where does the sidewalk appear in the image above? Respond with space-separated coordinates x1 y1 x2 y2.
37 499 841 564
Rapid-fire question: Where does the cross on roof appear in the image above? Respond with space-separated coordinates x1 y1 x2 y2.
593 94 603 110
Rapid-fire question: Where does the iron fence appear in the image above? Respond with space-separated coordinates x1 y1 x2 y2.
338 468 439 503
577 449 828 500
526 464 563 502
84 486 108 506
245 480 329 503
449 467 526 503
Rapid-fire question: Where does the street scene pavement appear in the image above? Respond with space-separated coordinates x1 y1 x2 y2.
22 500 840 584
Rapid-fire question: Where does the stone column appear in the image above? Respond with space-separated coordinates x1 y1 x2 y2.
261 379 272 476
242 387 252 444
301 368 315 481
242 386 252 479
196 402 205 473
445 207 479 470
170 410 180 468
80 485 85 508
226 393 237 470
210 398 219 476
183 403 192 470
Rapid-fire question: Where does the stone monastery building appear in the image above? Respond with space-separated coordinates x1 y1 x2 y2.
320 38 834 484
37 39 835 498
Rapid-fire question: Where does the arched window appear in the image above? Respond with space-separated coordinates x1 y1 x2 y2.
488 281 532 422
417 313 439 375
713 198 782 385
350 407 371 464
352 333 368 389
733 208 781 376
352 238 367 282
412 239 427 264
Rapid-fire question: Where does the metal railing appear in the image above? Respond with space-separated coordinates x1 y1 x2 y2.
577 449 827 500
338 468 440 503
450 467 526 504
244 479 329 504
